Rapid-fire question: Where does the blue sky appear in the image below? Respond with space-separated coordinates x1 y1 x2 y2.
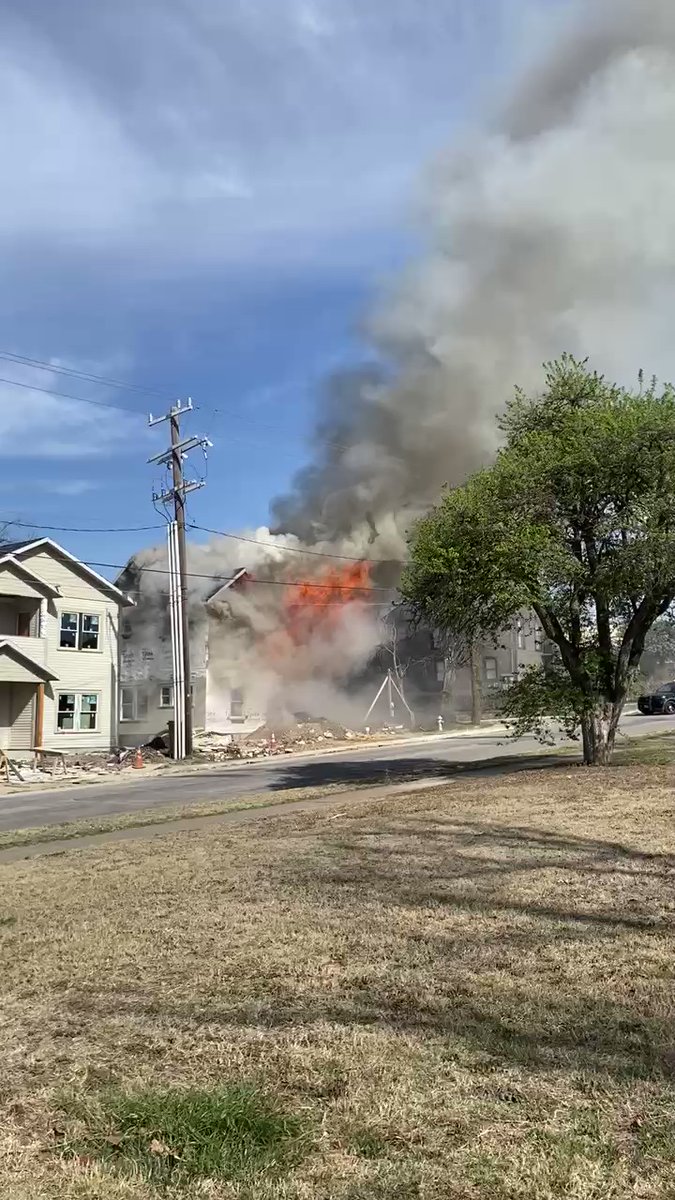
0 0 564 575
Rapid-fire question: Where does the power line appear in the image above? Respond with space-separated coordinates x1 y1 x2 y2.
6 519 166 534
0 375 145 415
85 560 395 594
0 349 168 399
190 524 404 565
3 517 405 566
0 349 356 454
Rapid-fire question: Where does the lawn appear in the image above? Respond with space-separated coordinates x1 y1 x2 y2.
1 763 674 1198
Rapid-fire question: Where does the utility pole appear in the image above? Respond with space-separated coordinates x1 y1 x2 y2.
148 399 211 758
469 640 482 727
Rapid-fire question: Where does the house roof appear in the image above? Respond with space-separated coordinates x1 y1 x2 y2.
0 538 134 606
0 540 38 556
0 554 61 599
206 568 250 604
0 640 58 683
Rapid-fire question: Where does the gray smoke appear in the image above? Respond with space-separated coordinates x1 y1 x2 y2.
126 0 675 726
272 0 675 550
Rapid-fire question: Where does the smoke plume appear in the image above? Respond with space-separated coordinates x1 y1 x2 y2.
273 0 675 550
126 0 675 727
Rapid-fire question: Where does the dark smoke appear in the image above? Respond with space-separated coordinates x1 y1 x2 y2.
272 0 675 551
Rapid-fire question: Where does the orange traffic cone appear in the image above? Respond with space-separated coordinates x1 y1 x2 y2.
132 747 144 769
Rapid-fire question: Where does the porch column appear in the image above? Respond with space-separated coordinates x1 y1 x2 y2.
34 683 45 748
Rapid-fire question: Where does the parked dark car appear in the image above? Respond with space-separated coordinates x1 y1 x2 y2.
637 682 675 715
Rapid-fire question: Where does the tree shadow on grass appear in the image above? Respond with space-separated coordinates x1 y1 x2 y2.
67 817 675 1084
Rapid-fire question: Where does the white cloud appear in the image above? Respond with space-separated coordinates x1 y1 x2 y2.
41 480 100 496
0 0 553 270
0 364 144 459
0 478 98 495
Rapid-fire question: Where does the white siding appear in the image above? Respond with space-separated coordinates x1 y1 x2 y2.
0 655 42 683
0 563 48 599
16 548 121 751
0 685 9 749
0 637 46 667
9 684 35 751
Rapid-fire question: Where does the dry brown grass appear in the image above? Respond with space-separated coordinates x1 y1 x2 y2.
1 763 674 1198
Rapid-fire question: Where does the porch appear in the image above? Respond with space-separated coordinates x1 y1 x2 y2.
0 641 58 753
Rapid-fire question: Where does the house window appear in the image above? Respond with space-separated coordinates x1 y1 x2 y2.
517 623 526 650
120 687 149 722
435 659 446 682
534 627 544 652
230 687 244 719
59 612 100 650
59 613 79 648
484 657 498 683
57 692 99 732
160 685 174 708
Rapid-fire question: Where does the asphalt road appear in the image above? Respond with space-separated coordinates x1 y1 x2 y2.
0 711 672 833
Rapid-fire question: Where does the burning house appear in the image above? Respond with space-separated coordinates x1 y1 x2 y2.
116 539 544 744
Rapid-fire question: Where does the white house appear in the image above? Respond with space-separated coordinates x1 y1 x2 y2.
117 567 265 744
0 538 133 755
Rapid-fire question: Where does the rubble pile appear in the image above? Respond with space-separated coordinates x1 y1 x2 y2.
192 717 401 762
192 731 244 761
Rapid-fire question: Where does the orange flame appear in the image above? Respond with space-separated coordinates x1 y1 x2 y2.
284 562 372 643
264 561 372 674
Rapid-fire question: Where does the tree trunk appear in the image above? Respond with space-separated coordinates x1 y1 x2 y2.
579 703 623 765
441 660 455 718
470 642 482 727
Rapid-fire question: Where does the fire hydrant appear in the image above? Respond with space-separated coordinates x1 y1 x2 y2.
437 714 445 732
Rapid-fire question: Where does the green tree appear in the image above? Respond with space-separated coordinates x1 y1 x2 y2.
401 356 675 765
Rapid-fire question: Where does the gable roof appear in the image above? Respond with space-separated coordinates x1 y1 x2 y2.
0 554 61 599
1 538 134 606
206 568 250 604
0 640 58 683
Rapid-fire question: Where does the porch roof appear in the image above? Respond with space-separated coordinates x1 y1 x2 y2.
0 641 58 684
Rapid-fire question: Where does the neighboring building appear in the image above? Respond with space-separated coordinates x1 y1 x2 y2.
370 609 548 722
116 565 263 745
0 538 133 755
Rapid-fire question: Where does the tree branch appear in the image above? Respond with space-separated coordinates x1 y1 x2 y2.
533 602 583 684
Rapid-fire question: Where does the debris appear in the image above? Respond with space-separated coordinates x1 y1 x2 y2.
145 735 168 751
190 716 406 763
0 750 25 783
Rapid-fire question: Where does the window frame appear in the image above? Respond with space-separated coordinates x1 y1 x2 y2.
59 611 102 652
230 687 245 720
119 687 149 722
56 691 100 733
16 611 32 637
484 656 499 683
159 685 174 709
